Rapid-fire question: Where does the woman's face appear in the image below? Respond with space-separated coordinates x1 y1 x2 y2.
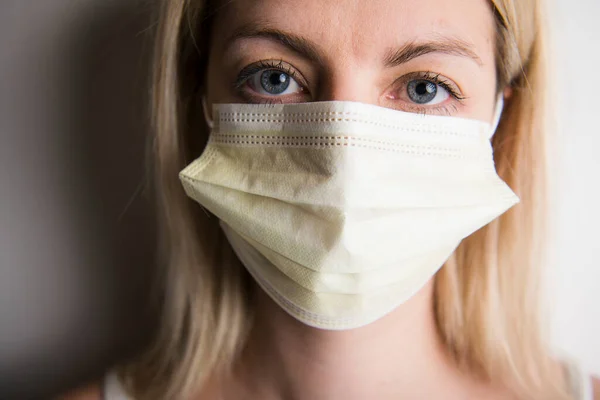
205 0 498 123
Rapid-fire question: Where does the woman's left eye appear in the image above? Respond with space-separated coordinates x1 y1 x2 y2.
406 79 449 105
247 69 304 96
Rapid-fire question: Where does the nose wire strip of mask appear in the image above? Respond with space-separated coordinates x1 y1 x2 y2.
211 106 501 141
205 95 503 136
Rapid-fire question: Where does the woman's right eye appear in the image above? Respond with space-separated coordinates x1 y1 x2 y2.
235 61 309 103
248 69 304 96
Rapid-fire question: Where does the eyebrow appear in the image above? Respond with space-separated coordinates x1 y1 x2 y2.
226 25 326 65
225 25 482 67
383 37 483 67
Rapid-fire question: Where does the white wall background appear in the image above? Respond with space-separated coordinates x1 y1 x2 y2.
548 0 600 376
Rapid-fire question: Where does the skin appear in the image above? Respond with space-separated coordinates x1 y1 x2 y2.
61 0 600 398
206 0 498 120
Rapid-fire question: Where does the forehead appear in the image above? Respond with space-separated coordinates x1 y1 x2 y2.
211 0 496 65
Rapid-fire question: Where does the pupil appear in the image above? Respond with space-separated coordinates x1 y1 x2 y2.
261 70 291 94
270 73 286 85
407 80 437 104
416 82 430 95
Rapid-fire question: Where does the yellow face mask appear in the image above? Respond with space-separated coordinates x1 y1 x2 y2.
179 99 517 330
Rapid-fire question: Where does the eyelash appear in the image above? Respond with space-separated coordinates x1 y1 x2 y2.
411 71 465 101
397 71 465 115
233 60 466 112
234 59 303 93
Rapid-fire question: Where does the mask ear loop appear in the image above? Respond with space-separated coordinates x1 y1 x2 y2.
201 96 214 129
489 93 504 139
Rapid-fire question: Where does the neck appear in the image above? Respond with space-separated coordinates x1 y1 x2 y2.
228 279 480 400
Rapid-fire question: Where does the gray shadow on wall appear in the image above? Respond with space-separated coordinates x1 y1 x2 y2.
0 2 159 399
54 1 160 396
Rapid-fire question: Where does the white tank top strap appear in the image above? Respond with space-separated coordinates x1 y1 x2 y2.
565 361 594 400
103 370 132 400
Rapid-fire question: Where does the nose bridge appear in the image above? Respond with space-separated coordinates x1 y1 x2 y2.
315 67 379 105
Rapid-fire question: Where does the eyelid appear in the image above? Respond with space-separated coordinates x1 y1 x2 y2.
392 71 465 100
384 71 466 116
234 59 311 104
234 59 309 92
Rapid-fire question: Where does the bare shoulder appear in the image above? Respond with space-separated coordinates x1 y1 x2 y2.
55 382 102 400
593 376 600 400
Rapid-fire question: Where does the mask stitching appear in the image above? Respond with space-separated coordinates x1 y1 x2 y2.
219 110 484 128
210 138 484 159
220 117 478 136
219 111 436 116
214 133 475 152
218 116 483 137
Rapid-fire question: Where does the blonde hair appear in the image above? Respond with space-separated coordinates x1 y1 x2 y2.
121 0 570 398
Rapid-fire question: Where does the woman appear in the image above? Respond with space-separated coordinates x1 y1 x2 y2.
64 0 599 398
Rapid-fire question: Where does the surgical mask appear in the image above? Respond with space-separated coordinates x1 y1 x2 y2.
179 98 518 330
